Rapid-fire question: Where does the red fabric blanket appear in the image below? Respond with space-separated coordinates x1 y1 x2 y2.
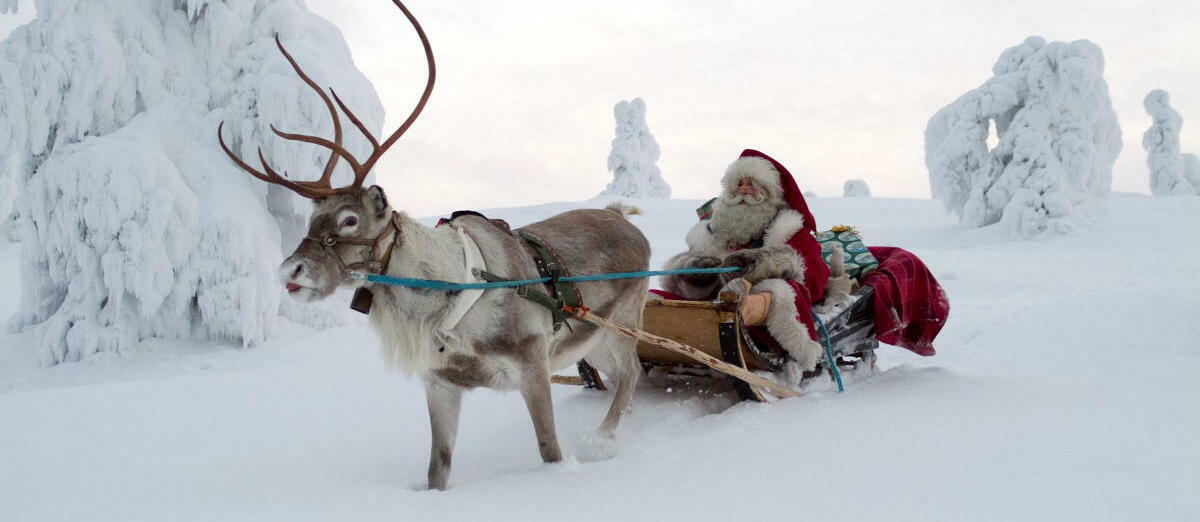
860 247 949 356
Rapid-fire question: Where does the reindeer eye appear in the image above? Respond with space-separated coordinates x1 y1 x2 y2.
341 216 359 228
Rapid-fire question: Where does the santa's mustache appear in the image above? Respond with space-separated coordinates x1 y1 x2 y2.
722 190 769 205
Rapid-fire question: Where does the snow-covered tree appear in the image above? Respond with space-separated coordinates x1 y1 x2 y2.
1143 90 1199 196
600 97 670 199
0 0 383 364
924 36 1122 238
843 179 871 197
0 150 16 241
1183 154 1200 193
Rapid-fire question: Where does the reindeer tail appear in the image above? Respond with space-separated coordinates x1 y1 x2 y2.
605 201 642 218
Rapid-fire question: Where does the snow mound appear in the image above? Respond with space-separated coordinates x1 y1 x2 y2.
0 0 383 364
1143 90 1200 196
924 36 1123 238
843 179 871 197
600 97 671 199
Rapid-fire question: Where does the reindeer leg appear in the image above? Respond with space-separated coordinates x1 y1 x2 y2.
518 362 563 463
597 336 640 436
424 379 463 490
595 294 645 437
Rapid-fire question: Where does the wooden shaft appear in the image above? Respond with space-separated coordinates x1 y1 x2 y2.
550 375 584 386
567 307 801 399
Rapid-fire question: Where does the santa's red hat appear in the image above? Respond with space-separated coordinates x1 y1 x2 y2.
721 149 817 236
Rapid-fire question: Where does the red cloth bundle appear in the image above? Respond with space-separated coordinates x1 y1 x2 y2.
860 246 949 356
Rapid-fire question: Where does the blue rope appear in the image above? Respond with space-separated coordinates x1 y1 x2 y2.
358 264 847 392
813 313 845 392
352 266 742 291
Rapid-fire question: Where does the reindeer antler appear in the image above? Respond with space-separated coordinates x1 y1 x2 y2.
218 0 436 198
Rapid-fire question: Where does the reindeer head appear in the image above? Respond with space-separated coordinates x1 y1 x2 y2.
218 0 434 301
278 187 396 301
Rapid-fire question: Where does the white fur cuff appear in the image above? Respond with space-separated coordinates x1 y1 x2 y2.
750 279 823 372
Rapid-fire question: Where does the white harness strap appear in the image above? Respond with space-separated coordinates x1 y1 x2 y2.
438 224 488 335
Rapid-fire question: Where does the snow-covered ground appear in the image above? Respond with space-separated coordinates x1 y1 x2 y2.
1 194 1197 521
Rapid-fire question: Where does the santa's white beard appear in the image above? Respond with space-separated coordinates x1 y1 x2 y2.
709 198 780 247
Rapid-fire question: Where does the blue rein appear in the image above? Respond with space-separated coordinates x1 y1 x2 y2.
349 266 743 291
354 265 847 392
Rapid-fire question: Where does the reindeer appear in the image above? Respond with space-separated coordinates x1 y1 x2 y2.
217 1 649 490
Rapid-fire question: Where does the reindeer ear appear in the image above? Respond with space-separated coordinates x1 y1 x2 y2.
364 185 390 218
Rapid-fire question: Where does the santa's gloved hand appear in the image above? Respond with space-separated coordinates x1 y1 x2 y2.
681 256 722 286
721 246 795 284
721 250 757 279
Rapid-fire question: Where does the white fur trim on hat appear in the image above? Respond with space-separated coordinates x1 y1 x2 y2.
722 156 783 199
750 278 823 372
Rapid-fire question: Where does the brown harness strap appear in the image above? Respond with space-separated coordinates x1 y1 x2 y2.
340 210 584 328
442 212 583 332
310 212 403 275
308 212 402 315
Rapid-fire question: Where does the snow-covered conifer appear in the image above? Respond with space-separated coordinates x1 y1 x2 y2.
600 98 670 199
1182 154 1200 192
1143 90 1198 196
0 0 383 364
843 180 871 197
925 37 1122 238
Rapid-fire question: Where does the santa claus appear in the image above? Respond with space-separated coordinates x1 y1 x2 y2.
660 149 831 373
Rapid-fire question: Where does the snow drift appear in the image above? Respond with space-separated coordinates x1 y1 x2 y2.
1143 90 1200 196
0 0 383 364
924 36 1122 238
600 97 670 199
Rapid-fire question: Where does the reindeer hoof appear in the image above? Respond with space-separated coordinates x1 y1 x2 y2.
577 430 618 462
542 450 564 464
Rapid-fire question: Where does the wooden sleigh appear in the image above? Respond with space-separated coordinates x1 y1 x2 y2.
557 285 879 402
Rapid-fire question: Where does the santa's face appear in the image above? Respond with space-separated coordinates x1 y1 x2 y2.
711 174 783 247
723 176 771 206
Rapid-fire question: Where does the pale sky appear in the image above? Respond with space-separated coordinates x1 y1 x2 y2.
4 1 1199 217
